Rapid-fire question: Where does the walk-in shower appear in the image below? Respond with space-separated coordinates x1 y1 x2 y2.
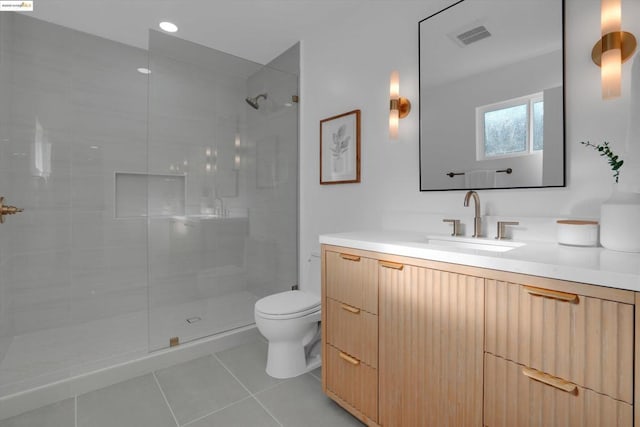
0 12 299 414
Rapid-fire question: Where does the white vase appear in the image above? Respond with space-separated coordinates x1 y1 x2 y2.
600 186 640 252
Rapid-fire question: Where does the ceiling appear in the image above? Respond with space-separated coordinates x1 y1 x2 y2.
25 0 383 65
27 1 563 68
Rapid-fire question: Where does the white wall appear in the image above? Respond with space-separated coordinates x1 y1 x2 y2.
299 0 640 295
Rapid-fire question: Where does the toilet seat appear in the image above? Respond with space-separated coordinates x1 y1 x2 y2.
255 290 320 320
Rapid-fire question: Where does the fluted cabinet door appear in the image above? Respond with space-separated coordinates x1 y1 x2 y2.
378 262 484 427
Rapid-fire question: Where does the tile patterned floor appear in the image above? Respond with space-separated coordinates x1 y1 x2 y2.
0 339 364 427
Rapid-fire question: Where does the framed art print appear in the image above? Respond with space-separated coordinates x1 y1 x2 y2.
320 109 361 184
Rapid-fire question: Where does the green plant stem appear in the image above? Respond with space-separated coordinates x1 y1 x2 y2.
579 141 624 183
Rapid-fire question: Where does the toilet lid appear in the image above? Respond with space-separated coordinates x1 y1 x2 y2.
255 291 320 316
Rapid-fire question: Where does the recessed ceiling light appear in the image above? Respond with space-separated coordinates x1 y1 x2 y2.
159 21 178 33
137 67 151 74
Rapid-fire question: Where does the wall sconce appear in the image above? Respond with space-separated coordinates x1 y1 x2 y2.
591 0 637 99
389 70 411 139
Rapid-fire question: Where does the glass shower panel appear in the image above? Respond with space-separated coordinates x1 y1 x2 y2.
147 31 298 351
244 45 300 301
0 13 149 398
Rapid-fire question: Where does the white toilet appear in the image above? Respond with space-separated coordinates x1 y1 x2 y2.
254 290 321 378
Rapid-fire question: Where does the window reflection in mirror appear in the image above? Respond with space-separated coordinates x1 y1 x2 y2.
419 0 565 191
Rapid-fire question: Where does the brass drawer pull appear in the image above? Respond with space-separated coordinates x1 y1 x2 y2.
340 253 361 262
339 351 360 366
524 285 578 303
341 303 361 314
522 367 577 394
379 260 403 270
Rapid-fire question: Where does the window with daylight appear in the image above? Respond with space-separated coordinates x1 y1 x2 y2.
476 93 544 160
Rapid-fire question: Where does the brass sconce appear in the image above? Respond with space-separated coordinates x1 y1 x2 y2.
591 0 637 99
389 71 411 139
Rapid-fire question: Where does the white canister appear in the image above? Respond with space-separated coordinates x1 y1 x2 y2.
556 220 599 247
600 189 640 252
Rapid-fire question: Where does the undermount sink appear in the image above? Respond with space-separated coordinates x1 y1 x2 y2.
425 235 526 253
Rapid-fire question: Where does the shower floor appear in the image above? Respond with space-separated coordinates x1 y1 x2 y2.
0 290 260 399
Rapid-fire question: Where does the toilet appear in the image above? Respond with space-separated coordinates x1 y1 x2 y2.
254 290 321 378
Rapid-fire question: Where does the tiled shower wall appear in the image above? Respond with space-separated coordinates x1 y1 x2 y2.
146 32 299 323
146 30 257 314
0 13 149 338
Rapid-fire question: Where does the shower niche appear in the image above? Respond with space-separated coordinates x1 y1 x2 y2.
115 172 186 218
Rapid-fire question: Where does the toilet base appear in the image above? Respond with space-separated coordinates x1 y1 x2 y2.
265 342 322 379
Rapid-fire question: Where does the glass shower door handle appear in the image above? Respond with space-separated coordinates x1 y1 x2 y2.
0 196 24 223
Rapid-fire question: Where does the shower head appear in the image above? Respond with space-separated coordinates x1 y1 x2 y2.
246 93 267 110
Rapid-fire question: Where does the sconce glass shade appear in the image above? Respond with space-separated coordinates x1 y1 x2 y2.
602 47 622 99
390 71 400 139
390 71 400 99
601 0 621 34
602 0 621 99
389 109 399 140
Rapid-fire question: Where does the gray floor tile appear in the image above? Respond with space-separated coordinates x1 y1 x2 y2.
187 397 279 427
0 398 74 427
216 339 285 393
310 367 322 381
155 355 249 425
256 374 364 427
77 374 175 427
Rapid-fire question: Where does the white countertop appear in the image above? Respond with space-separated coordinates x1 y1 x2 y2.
319 230 640 292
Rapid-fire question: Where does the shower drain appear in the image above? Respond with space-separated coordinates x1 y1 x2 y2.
186 316 202 324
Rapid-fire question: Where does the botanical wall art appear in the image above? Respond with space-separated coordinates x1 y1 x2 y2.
320 109 361 184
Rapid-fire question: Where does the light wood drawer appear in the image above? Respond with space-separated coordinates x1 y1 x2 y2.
325 251 378 314
485 280 634 404
326 297 377 368
325 344 378 423
484 353 632 427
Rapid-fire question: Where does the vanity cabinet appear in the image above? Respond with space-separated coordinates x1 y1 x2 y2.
321 244 639 427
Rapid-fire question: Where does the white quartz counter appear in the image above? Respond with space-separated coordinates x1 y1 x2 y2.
319 230 640 292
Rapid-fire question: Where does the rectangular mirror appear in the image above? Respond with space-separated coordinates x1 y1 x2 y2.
419 0 565 191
